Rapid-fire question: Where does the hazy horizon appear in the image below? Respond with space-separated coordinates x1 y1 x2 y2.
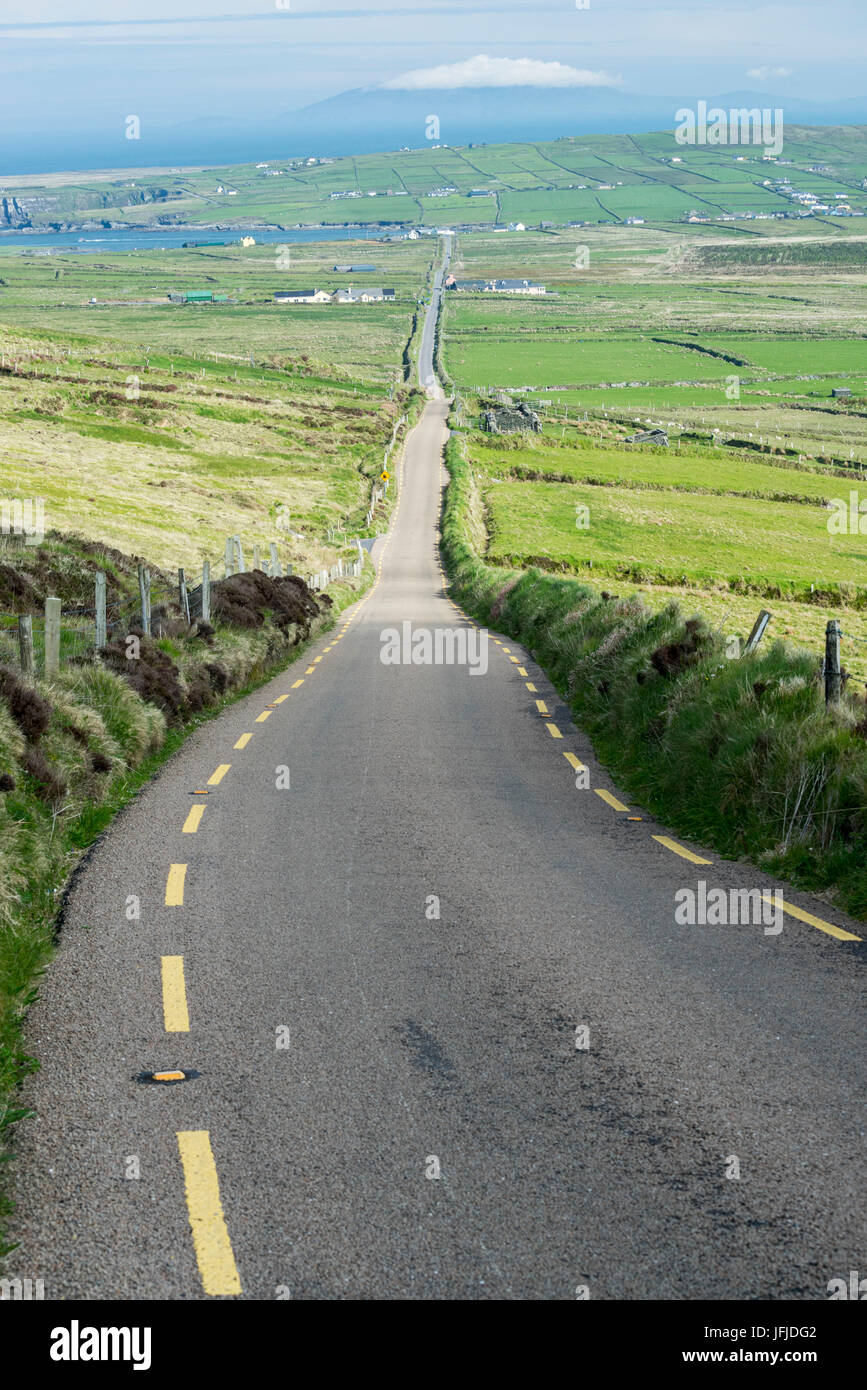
1 1 866 174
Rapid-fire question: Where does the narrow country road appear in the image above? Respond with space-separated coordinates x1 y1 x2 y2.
8 246 865 1301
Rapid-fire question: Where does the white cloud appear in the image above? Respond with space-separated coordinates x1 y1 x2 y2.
382 54 622 91
746 65 793 80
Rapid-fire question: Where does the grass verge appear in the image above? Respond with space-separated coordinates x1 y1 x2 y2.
441 429 867 928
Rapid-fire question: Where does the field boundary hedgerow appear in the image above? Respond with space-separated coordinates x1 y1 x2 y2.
439 428 867 930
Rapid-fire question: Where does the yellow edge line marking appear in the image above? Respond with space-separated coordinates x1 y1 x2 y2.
182 804 206 834
255 710 272 723
165 863 187 906
545 722 563 739
652 834 713 865
563 752 585 771
762 893 861 943
207 764 231 785
272 694 289 704
517 666 528 676
292 678 304 687
595 788 631 813
162 956 190 1032
234 733 252 749
176 1132 242 1297
535 700 549 715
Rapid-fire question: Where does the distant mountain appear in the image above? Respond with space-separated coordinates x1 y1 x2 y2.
273 85 867 157
5 86 867 176
275 85 676 153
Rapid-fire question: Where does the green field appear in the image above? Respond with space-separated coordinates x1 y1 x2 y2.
0 237 432 578
442 213 867 679
3 124 867 233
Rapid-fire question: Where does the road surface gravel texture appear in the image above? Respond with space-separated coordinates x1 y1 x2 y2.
7 245 865 1301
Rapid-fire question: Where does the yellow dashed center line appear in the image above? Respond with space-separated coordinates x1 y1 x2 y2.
563 752 585 772
595 788 631 813
234 733 252 750
517 666 528 677
255 711 272 723
305 666 315 674
165 864 187 906
545 722 563 739
313 656 323 664
762 893 861 943
161 956 190 1032
182 804 206 834
525 682 538 692
272 694 289 704
207 764 231 785
176 1132 242 1297
535 700 549 715
653 834 713 865
292 678 304 688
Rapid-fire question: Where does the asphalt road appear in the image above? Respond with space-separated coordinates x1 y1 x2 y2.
418 233 450 395
8 256 866 1302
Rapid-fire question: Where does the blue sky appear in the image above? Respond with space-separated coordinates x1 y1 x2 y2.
1 1 864 171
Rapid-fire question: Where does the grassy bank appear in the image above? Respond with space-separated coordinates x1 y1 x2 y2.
441 430 867 925
0 533 372 1252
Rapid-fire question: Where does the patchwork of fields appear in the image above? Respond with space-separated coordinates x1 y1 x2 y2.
443 223 867 678
0 238 431 581
4 125 867 232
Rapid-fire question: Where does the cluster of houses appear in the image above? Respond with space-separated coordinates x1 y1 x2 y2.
444 275 546 295
765 177 861 217
274 286 396 305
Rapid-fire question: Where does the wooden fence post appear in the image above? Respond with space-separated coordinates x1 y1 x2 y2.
825 620 842 705
234 536 245 573
95 571 107 649
44 596 61 676
225 537 233 578
18 614 34 676
138 565 151 636
744 610 772 655
202 561 211 623
178 568 190 625
269 542 281 578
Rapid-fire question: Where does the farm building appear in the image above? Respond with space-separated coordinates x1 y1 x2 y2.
332 264 378 272
482 402 541 435
626 428 669 446
168 291 228 304
332 287 395 303
444 275 545 294
445 276 487 291
274 289 331 304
